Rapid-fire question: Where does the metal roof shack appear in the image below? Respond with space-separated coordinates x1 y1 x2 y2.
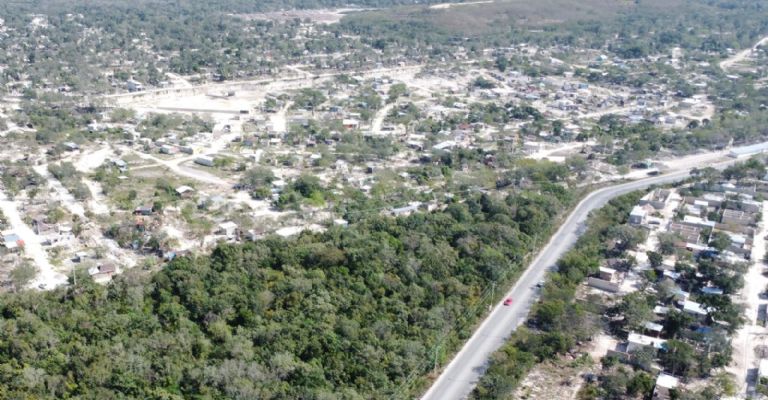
729 141 768 158
681 300 708 317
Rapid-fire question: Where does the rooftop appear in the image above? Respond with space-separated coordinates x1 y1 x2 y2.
722 208 751 222
655 373 679 389
218 221 238 230
644 321 663 332
176 185 194 194
682 215 716 227
681 300 708 316
628 333 667 349
630 205 647 217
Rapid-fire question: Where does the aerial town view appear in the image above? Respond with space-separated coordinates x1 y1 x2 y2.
1 0 768 399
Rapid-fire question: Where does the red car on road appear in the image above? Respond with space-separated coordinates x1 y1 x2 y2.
503 298 513 306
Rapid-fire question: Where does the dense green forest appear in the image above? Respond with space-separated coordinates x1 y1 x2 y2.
0 189 568 399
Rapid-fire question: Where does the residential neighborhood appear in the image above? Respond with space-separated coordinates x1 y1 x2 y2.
1 1 768 399
508 161 768 399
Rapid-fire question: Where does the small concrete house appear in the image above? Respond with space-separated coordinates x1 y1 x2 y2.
652 373 679 400
629 205 647 225
627 332 667 353
217 221 238 239
175 185 195 197
126 79 144 92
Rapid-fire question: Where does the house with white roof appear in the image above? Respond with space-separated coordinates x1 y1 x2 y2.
680 300 708 318
217 221 239 239
627 332 667 352
629 205 647 225
652 373 679 400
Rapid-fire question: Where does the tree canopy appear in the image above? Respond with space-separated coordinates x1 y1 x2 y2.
0 190 563 399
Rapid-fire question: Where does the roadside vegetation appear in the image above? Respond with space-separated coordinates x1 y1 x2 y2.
471 190 645 400
472 160 767 399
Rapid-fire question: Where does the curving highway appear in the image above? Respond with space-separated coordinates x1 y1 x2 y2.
421 160 738 400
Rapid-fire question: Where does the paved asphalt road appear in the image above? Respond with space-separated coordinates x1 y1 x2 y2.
421 162 735 400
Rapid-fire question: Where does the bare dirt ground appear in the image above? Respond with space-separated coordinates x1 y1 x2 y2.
720 36 768 71
726 200 768 396
73 146 113 173
230 8 362 24
657 149 729 171
165 72 193 88
591 150 730 184
82 179 109 215
272 101 293 132
275 224 325 237
33 164 86 217
514 352 599 400
34 161 137 272
588 333 618 360
429 1 493 10
162 224 197 251
231 191 287 219
371 102 396 134
0 189 67 289
130 150 229 187
526 140 591 162
109 65 423 127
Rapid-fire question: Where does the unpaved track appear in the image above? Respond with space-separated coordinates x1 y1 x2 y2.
720 35 768 70
0 190 67 288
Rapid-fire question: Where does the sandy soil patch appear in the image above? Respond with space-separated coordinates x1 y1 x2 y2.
726 200 768 395
74 146 113 173
230 8 362 24
0 190 67 289
429 1 493 10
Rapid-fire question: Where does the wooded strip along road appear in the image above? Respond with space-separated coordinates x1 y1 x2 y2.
421 158 738 400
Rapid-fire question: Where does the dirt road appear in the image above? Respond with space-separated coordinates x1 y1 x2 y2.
0 190 67 289
272 101 293 133
727 200 768 396
33 165 86 217
371 102 396 134
720 35 768 70
132 151 229 187
35 163 137 270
